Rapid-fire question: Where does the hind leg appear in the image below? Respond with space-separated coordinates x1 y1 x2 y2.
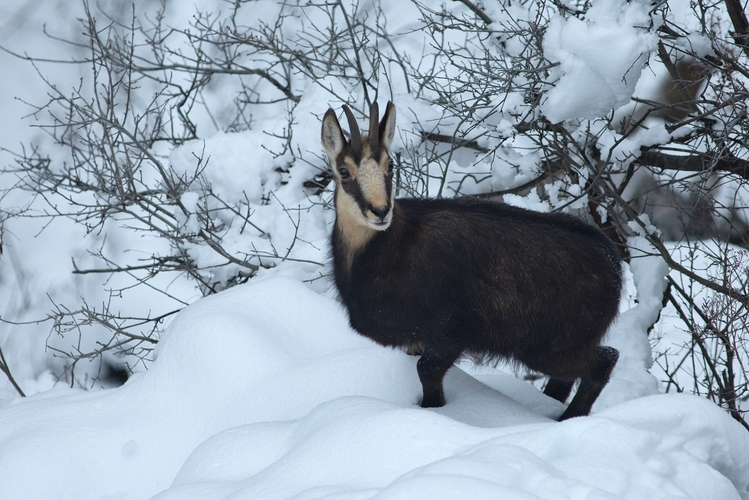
559 346 618 421
544 377 574 403
417 345 462 408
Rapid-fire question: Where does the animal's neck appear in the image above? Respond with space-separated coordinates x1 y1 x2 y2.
333 208 376 272
333 188 397 271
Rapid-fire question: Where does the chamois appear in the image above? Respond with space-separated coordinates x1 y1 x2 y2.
321 101 622 421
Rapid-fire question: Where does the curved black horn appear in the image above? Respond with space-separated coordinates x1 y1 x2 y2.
369 102 380 151
342 105 362 153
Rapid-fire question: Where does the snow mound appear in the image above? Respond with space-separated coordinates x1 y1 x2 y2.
0 277 747 499
541 0 657 123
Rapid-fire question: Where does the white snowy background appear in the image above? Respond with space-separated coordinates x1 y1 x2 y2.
0 0 748 499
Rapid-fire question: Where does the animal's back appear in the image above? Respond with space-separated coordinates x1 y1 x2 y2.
334 196 622 377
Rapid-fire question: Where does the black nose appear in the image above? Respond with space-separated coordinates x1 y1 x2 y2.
370 206 389 221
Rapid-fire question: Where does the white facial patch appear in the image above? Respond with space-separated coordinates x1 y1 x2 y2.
357 158 390 215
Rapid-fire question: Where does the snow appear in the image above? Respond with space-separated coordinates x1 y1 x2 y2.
0 0 748 498
541 0 657 123
0 276 747 499
169 131 287 204
598 241 668 409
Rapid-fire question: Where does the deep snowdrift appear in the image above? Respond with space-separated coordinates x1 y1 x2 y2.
0 277 747 499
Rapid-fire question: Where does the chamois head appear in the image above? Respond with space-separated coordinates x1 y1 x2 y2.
321 101 397 230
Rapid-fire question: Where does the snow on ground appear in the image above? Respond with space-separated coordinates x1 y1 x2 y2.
0 275 747 499
1 0 748 498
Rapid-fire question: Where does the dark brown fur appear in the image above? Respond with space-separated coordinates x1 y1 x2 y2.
322 102 622 421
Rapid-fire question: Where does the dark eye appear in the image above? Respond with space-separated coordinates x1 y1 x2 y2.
338 167 350 179
388 159 394 173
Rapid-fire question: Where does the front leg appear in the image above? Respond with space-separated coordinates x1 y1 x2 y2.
417 346 462 408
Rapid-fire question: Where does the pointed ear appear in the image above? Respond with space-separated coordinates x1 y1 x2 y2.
321 108 346 163
378 101 396 151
